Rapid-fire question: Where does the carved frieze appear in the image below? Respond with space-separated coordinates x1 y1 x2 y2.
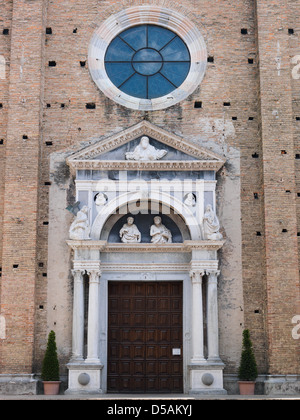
66 240 224 253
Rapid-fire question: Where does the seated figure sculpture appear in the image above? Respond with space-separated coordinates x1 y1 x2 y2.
119 216 141 243
69 205 90 240
203 204 223 240
150 216 172 243
125 136 167 161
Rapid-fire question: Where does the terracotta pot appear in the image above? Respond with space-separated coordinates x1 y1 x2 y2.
238 381 256 395
43 381 61 395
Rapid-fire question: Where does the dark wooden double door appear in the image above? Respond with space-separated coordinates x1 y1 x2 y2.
107 281 183 393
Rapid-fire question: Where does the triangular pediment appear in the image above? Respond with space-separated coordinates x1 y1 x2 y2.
67 121 225 172
91 136 199 162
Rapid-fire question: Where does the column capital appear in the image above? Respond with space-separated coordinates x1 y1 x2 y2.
71 269 85 281
87 269 102 283
189 269 205 283
206 270 220 280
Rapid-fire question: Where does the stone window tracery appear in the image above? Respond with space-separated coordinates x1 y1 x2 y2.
104 25 191 100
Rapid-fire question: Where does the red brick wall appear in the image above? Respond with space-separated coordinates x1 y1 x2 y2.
0 0 46 373
255 0 300 373
0 0 13 304
0 0 299 377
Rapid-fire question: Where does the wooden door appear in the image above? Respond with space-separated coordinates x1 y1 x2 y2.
107 281 183 393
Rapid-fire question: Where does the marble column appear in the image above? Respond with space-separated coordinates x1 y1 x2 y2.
71 269 85 362
86 269 101 364
190 270 206 364
206 270 221 362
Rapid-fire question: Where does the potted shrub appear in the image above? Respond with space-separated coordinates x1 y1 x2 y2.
41 330 61 395
238 329 258 395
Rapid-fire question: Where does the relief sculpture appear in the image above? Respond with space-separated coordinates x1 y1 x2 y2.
125 136 168 161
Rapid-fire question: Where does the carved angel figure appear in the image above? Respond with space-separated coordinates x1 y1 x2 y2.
95 192 107 206
95 192 107 213
150 216 172 244
203 204 223 240
125 136 167 161
69 205 90 240
184 192 196 207
119 217 141 243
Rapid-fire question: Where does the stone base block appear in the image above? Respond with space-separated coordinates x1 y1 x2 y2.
189 363 227 395
0 374 38 395
65 362 103 394
264 375 300 395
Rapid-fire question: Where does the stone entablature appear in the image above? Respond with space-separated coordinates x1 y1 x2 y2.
67 239 224 253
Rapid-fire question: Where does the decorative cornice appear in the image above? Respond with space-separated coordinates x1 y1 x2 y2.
190 260 219 272
101 263 190 272
67 240 107 251
98 243 187 253
68 159 224 172
184 240 225 251
66 239 224 253
73 260 101 272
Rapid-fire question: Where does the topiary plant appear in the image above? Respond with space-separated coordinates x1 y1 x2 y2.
238 329 258 381
41 330 60 381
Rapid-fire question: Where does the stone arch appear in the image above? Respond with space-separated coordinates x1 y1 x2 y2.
91 191 202 240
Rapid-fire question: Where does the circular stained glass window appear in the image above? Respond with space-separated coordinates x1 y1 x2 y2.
104 25 191 100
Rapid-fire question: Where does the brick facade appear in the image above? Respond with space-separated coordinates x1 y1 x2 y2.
0 0 299 392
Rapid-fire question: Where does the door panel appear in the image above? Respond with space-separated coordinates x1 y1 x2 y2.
107 281 183 393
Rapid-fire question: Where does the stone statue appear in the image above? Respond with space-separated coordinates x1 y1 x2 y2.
119 216 141 243
184 192 196 207
95 192 107 212
203 204 223 240
125 136 168 161
150 216 172 243
69 205 90 240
